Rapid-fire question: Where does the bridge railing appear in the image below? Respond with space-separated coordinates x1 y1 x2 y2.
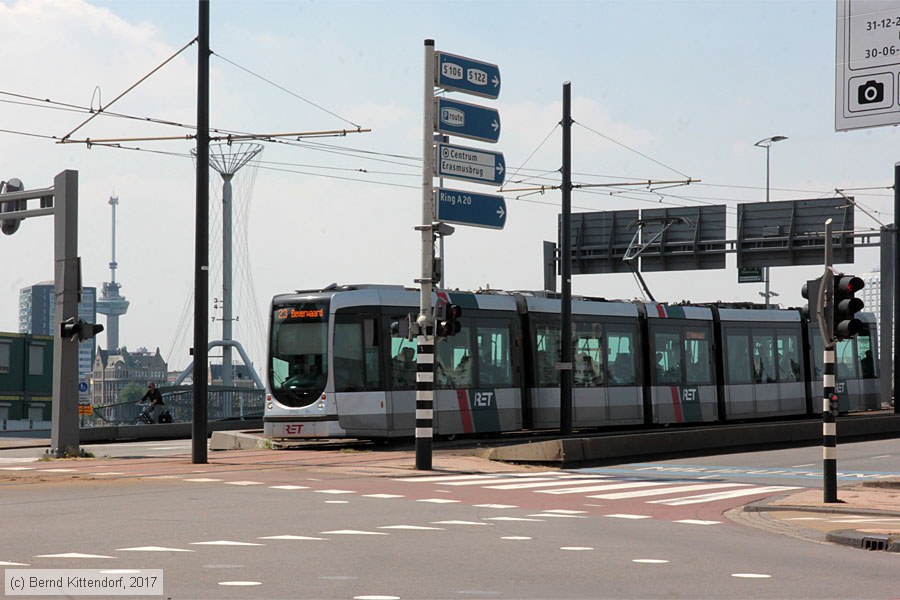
89 386 265 426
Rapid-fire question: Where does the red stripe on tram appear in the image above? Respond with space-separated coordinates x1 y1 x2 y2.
670 386 684 423
457 390 475 433
656 304 667 318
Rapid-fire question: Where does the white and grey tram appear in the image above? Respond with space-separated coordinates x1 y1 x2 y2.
263 284 880 439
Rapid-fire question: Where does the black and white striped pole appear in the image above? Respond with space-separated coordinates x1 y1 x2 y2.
821 218 838 503
415 39 437 471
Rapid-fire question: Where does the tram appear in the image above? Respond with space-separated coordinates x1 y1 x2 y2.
263 284 880 439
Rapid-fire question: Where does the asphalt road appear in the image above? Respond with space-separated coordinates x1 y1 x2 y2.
1 438 899 599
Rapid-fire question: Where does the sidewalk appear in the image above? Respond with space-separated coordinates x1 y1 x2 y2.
738 479 900 552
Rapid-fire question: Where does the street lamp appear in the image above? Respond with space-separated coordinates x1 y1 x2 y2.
754 135 788 308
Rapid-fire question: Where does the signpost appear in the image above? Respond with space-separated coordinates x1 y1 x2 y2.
417 42 505 471
435 97 501 143
738 266 763 283
435 142 505 186
836 0 900 131
436 187 507 230
436 51 501 99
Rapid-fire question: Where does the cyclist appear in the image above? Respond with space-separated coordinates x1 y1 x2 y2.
138 382 164 423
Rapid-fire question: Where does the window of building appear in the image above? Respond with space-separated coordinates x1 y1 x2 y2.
0 342 9 374
28 344 45 376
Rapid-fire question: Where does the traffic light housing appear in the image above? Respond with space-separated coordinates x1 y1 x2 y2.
833 274 864 340
60 318 104 342
1 178 25 236
800 279 820 322
436 303 462 337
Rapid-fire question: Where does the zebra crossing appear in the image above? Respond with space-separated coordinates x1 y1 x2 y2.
394 471 801 506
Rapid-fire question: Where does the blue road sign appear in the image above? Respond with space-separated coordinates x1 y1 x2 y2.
435 143 505 186
78 380 89 393
435 187 507 230
435 97 500 144
435 52 501 99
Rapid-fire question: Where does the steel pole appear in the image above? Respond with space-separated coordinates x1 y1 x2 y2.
416 39 436 470
560 82 573 435
192 0 210 464
764 145 770 309
894 163 900 413
823 219 837 503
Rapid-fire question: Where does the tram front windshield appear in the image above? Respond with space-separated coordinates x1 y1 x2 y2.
269 301 329 407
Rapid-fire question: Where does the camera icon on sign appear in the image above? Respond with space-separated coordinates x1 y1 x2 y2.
858 80 885 105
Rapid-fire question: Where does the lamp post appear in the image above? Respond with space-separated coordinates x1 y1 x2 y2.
754 135 788 308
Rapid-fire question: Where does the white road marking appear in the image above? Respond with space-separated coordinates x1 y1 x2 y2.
0 561 29 565
314 489 355 494
486 478 611 490
394 474 495 483
560 546 594 551
589 482 749 500
633 559 670 564
0 467 34 471
538 481 661 495
431 520 488 526
270 485 308 490
674 519 721 525
363 493 404 499
224 480 264 486
437 477 560 487
603 514 652 520
484 517 543 522
501 536 532 540
219 581 262 586
379 525 445 530
542 509 587 514
93 472 124 476
527 513 587 519
183 478 222 482
474 503 518 509
324 500 349 504
650 485 799 506
117 546 194 552
731 573 772 579
38 468 77 472
417 498 460 504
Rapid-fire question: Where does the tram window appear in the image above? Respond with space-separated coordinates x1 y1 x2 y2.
334 315 381 392
573 321 603 387
684 328 711 384
607 327 636 386
435 322 473 389
810 330 824 380
835 339 857 379
752 332 776 383
858 329 877 378
653 330 682 384
725 331 753 384
476 319 513 387
776 332 801 382
534 323 560 387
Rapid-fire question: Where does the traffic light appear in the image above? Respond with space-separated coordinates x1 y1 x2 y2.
436 303 462 337
833 274 865 340
800 279 820 322
60 318 104 342
1 178 25 235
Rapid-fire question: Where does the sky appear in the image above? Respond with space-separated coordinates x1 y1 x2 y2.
1 0 897 375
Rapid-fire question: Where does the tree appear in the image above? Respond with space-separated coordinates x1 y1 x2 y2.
118 381 145 404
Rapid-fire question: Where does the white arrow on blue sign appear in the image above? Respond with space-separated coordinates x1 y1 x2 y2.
435 52 501 99
435 142 505 186
435 187 507 230
434 97 500 144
